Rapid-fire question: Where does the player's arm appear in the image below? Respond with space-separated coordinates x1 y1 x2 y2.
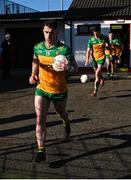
69 56 78 72
105 37 112 58
85 38 93 66
85 47 92 66
119 42 123 57
29 57 39 84
115 39 123 57
65 46 78 73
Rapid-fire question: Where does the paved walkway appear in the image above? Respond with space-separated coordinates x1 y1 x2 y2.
0 69 131 179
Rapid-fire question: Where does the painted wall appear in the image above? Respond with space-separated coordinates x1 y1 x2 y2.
130 24 131 67
68 20 131 68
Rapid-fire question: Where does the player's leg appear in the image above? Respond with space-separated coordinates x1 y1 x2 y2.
53 97 71 141
34 95 50 162
91 64 103 96
110 57 115 79
105 56 111 79
91 60 98 96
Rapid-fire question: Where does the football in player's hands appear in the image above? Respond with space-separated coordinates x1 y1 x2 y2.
52 55 69 72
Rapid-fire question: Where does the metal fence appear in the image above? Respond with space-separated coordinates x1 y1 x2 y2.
0 0 72 14
0 0 39 14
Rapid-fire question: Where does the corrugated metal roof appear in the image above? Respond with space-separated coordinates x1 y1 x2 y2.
0 10 66 23
1 0 131 23
65 0 131 20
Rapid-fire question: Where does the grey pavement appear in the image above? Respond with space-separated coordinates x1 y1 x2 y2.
0 69 131 179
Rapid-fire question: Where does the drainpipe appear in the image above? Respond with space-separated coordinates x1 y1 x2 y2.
70 20 73 51
65 20 73 51
48 0 49 11
4 0 6 14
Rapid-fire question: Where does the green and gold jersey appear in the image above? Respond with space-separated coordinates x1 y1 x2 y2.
34 41 73 94
110 38 122 56
87 35 108 61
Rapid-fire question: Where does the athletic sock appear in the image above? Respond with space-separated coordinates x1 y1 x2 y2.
38 147 45 153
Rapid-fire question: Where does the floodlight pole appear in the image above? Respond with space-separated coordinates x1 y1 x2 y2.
48 0 49 11
61 0 63 10
4 0 6 14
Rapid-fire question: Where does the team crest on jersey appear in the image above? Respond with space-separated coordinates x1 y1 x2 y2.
56 50 60 55
45 50 52 56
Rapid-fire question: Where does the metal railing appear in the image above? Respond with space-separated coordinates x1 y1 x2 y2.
0 0 72 14
0 0 39 14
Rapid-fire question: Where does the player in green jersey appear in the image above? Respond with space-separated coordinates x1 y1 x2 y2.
85 27 110 97
109 32 123 79
29 20 78 163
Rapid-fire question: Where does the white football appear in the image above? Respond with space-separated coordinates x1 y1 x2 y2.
80 74 89 83
52 55 68 72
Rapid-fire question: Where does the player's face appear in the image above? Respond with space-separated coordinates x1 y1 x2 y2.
108 33 113 40
43 25 57 45
5 34 11 41
93 30 100 38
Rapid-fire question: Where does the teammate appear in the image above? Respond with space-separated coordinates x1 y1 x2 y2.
109 32 123 79
105 45 111 79
29 20 78 163
85 27 110 97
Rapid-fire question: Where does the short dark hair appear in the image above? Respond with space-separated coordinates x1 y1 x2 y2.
91 25 100 32
43 20 57 29
92 27 100 32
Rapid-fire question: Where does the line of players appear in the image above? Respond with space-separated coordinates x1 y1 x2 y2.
85 29 123 97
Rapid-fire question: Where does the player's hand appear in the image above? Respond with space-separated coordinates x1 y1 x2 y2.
85 60 89 66
29 75 38 84
52 59 69 72
110 55 112 60
64 61 70 71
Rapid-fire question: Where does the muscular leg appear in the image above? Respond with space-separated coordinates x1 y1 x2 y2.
92 64 103 96
106 57 111 78
34 95 50 148
53 98 70 124
110 60 115 79
53 98 71 140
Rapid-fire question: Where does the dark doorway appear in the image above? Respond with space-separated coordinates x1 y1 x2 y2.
5 27 43 68
110 24 130 67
